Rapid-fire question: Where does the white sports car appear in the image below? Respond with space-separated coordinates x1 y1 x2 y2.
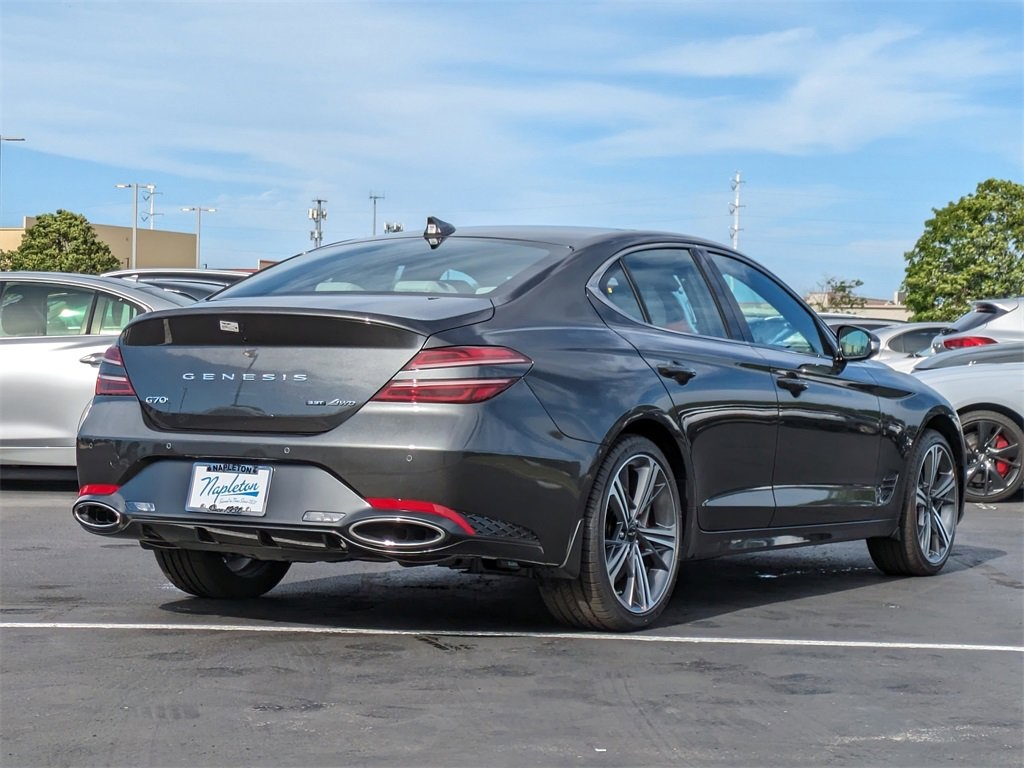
915 362 1024 503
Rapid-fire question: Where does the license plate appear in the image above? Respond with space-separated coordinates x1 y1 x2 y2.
186 462 273 516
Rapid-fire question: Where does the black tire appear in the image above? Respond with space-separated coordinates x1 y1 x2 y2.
538 436 682 631
154 549 291 599
961 409 1023 503
867 429 959 576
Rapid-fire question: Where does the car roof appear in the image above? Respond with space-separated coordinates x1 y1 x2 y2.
320 225 737 251
0 271 194 308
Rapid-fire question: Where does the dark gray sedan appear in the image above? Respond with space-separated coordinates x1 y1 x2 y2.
74 221 965 630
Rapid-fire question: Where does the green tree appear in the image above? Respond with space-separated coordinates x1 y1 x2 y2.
810 276 867 312
0 209 120 274
903 179 1024 321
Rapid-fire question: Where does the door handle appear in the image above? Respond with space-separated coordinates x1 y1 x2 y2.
657 362 697 385
775 373 808 395
79 352 104 366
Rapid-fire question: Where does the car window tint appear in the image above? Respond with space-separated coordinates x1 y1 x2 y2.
91 293 141 334
220 238 567 297
890 327 941 354
709 252 826 357
621 249 728 337
0 282 94 337
596 263 645 322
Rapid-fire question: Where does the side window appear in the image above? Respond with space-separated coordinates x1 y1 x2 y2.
596 262 645 323
91 293 140 334
890 327 938 354
621 249 728 338
709 252 826 357
0 283 94 337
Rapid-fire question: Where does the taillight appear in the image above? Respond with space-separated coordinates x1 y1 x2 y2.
95 346 136 396
371 345 532 404
943 336 996 350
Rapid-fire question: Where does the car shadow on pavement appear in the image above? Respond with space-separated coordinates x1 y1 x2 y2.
156 540 1008 634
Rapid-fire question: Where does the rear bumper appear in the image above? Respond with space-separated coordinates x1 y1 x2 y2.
75 389 599 569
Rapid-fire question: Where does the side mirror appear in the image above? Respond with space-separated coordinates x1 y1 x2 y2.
835 325 879 362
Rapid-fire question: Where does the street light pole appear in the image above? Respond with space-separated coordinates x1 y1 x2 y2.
116 183 154 270
181 206 216 268
0 136 26 221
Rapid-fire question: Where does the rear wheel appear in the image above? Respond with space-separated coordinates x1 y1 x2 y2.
868 430 959 576
538 436 682 631
961 410 1023 503
154 549 291 598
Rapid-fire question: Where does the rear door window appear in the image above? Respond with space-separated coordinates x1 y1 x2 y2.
0 282 96 337
619 249 729 338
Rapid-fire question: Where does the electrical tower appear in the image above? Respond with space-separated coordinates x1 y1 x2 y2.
729 171 744 249
309 198 327 248
369 192 385 235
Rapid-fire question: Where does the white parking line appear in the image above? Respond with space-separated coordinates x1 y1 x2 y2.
2 621 1022 653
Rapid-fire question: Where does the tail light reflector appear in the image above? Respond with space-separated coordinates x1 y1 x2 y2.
78 484 121 496
943 336 996 350
366 497 475 535
95 346 136 396
372 345 531 404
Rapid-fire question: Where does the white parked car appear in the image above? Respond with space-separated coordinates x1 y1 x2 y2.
930 297 1024 353
0 272 192 473
915 361 1024 503
870 322 951 364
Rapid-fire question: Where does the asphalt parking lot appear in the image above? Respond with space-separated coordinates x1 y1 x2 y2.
1 479 1021 768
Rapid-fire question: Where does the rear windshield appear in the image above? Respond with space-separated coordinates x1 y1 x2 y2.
218 237 568 298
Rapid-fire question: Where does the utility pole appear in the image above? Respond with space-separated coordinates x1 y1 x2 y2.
308 198 327 248
0 136 25 219
369 192 385 236
729 171 744 250
141 185 162 229
116 183 155 270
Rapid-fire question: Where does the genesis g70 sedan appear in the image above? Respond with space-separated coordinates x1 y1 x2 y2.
74 219 965 630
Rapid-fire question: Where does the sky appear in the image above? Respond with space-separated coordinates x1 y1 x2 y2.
1 0 1021 300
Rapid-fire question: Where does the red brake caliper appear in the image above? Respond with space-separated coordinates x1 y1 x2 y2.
993 435 1010 477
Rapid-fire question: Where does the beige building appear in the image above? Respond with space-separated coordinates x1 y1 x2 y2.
0 216 197 270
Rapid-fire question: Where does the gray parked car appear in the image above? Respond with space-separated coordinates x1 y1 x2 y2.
0 272 192 472
102 268 251 301
931 297 1024 353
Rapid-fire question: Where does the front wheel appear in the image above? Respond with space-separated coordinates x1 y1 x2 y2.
867 430 959 576
538 436 682 631
154 549 291 598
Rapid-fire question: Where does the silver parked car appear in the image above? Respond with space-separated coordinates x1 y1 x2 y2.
931 297 1024 353
0 272 192 472
870 321 951 364
915 361 1024 503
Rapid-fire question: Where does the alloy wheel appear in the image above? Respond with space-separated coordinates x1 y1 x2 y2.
602 453 679 614
964 417 1022 502
915 442 958 564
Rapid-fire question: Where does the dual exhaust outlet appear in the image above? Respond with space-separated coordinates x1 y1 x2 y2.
74 501 452 552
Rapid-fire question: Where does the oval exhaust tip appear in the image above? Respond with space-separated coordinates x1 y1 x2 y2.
73 501 125 533
347 517 448 549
